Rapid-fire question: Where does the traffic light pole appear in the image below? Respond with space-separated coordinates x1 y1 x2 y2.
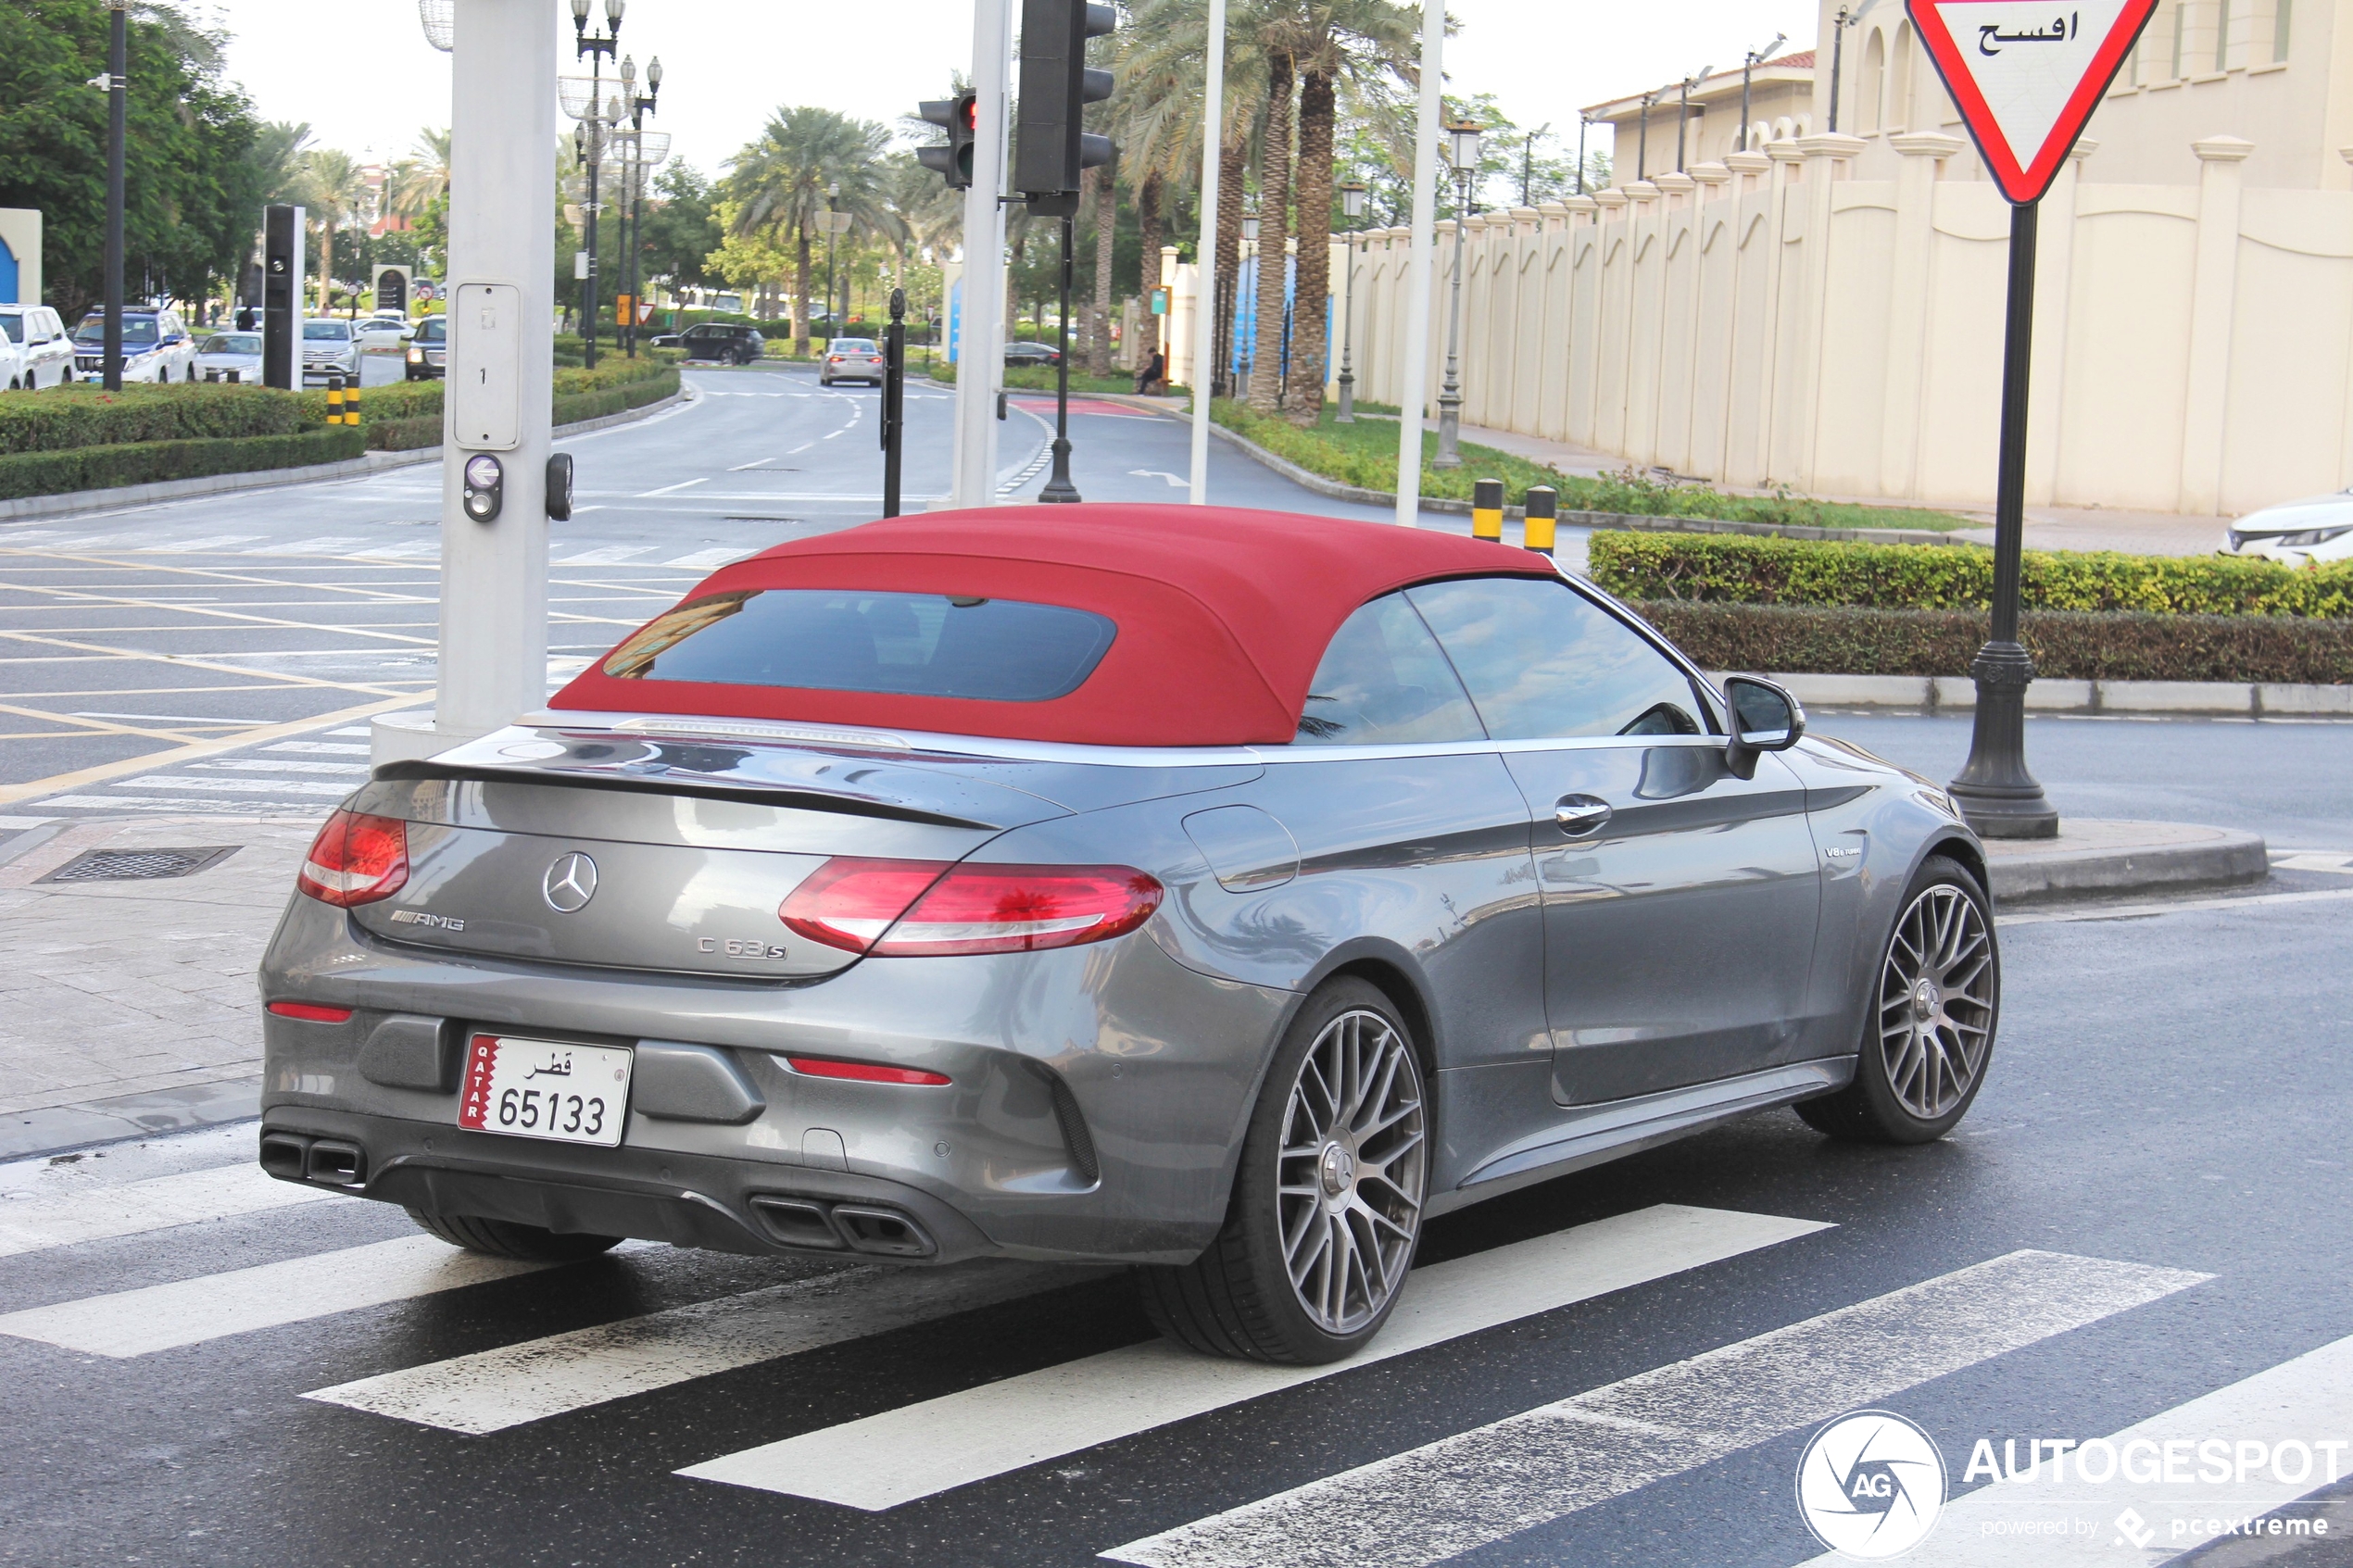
101 0 126 394
882 287 907 517
1039 219 1080 502
951 0 1011 509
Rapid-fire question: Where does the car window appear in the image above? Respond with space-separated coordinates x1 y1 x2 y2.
601 589 1119 703
202 333 262 355
1297 593 1486 746
1406 577 1711 740
415 318 445 342
0 315 20 344
831 339 876 353
75 317 160 345
303 320 350 340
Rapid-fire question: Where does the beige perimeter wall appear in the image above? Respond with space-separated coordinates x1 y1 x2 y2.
1335 132 2353 518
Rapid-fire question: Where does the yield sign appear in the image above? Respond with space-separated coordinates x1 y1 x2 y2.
1908 1 2158 204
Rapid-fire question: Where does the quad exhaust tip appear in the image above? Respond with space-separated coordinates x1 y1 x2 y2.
258 1131 367 1188
749 1194 936 1258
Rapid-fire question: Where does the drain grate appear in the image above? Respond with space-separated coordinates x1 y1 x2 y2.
36 847 241 884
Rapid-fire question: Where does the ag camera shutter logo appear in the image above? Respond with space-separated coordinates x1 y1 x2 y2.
1796 1410 1948 1559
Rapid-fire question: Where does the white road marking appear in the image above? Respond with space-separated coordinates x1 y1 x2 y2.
0 1234 552 1357
2271 852 2353 873
1103 1249 2211 1568
1128 470 1189 487
0 1161 339 1258
2003 886 2353 926
242 536 371 555
185 759 369 776
351 542 441 561
263 741 372 756
661 547 751 570
677 1203 1831 1511
550 546 655 565
637 478 710 497
107 774 357 797
32 793 331 815
72 710 274 725
306 1259 1099 1434
133 535 261 552
1793 1329 2353 1566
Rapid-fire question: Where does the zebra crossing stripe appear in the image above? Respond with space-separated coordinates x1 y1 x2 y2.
1101 1249 2212 1568
0 1235 553 1358
552 546 656 565
1793 1329 2353 1566
661 547 750 570
675 1203 1832 1511
303 1259 1099 1434
0 1161 337 1259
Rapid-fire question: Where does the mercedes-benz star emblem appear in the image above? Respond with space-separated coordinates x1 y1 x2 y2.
543 852 598 913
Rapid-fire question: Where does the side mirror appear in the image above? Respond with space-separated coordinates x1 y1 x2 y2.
1724 676 1806 780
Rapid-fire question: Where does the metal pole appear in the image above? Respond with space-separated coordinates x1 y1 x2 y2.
1829 7 1851 135
1678 80 1690 173
953 0 1012 508
1947 200 2057 839
582 79 601 368
1336 232 1356 422
102 1 126 393
1394 0 1445 528
1742 58 1755 154
882 286 906 516
1187 0 1228 505
1040 217 1081 502
1638 94 1652 182
1432 171 1466 469
1576 117 1589 194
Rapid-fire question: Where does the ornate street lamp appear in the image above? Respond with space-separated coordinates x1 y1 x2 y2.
1335 181 1367 423
568 0 624 369
1433 119 1482 470
616 52 662 355
98 0 129 391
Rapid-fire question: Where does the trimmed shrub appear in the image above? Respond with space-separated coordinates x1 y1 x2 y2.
1591 528 2353 620
0 426 368 500
300 380 443 427
365 415 443 452
0 383 306 455
1629 600 2353 685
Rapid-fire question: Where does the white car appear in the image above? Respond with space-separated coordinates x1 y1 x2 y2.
70 307 199 383
195 331 265 383
0 305 76 388
300 318 362 383
353 317 413 353
2222 492 2353 567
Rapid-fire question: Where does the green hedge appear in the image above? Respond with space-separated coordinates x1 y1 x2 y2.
0 426 368 500
0 384 306 455
1591 529 2353 620
552 364 679 426
298 381 443 427
1631 600 2353 685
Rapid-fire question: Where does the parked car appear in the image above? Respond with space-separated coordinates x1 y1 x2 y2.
71 307 198 383
820 337 886 387
1005 341 1063 369
406 315 447 381
0 305 77 388
2221 491 2353 567
353 317 414 353
194 331 264 383
255 506 1997 1367
651 322 764 364
300 318 361 384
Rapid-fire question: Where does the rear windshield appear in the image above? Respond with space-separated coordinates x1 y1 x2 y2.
830 339 877 353
202 333 261 355
602 589 1117 703
414 318 446 342
304 320 350 340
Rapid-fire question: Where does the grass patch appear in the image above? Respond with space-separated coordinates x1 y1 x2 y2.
922 359 1183 396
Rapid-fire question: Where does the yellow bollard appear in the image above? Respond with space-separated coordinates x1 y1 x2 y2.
1524 484 1558 558
326 375 345 425
1472 477 1504 543
344 376 359 426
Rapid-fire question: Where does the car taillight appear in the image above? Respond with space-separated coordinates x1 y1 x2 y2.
297 809 409 907
827 356 843 363
781 1055 951 1086
780 859 1163 957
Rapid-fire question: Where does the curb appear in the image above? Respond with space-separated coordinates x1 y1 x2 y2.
1751 671 2353 720
0 386 692 524
1984 824 2271 906
1 1076 260 1161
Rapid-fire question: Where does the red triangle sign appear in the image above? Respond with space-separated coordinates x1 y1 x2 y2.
1908 1 2158 204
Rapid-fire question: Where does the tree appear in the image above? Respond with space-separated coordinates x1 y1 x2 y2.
0 0 267 320
722 107 903 353
298 147 368 308
639 163 721 295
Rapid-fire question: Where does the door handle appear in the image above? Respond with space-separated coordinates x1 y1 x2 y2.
1554 796 1614 837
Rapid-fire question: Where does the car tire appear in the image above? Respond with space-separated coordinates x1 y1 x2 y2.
1137 977 1429 1364
406 1206 623 1262
1796 854 1999 1146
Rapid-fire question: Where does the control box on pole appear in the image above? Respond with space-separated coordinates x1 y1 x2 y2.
261 204 305 390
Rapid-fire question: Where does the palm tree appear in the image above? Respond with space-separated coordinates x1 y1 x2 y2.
247 120 315 207
724 107 904 354
299 147 370 309
391 128 452 222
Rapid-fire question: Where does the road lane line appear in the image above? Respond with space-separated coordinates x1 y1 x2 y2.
2003 886 2353 925
676 1203 1831 1511
1793 1329 2353 1566
242 537 371 555
304 1259 1101 1434
0 1235 553 1357
661 548 752 570
637 479 709 497
107 775 357 797
551 546 657 565
0 1162 339 1258
1103 1249 2212 1568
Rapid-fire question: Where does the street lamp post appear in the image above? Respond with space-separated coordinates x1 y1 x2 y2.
824 182 840 348
1676 67 1712 174
1637 93 1656 182
1576 115 1591 195
1238 208 1259 391
1432 119 1480 471
1335 181 1366 423
570 0 623 370
101 0 128 392
1828 6 1858 134
619 53 661 357
1741 33 1786 155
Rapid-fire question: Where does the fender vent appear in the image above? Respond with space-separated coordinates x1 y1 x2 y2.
37 847 240 884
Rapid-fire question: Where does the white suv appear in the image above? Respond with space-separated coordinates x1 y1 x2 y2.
300 318 362 383
70 307 199 383
0 305 80 389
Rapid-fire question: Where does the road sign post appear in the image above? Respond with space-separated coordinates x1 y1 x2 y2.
1908 0 2158 839
882 287 907 518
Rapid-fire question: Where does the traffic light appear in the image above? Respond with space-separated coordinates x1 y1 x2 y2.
1015 0 1115 218
917 93 977 190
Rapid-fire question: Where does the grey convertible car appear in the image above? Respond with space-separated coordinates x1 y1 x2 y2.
258 507 1997 1364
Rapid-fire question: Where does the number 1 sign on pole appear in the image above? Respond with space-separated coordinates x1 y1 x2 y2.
1908 0 2156 839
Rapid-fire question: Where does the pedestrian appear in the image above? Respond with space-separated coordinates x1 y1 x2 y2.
235 304 256 331
1136 345 1165 396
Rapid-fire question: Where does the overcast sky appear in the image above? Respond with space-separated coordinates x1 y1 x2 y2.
201 0 1824 181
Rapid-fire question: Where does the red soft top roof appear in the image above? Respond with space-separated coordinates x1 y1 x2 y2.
549 505 1558 746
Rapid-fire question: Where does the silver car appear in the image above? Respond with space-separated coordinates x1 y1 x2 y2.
300 317 361 383
257 508 1998 1364
194 331 264 383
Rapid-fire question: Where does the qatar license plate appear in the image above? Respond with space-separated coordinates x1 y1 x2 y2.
457 1035 631 1148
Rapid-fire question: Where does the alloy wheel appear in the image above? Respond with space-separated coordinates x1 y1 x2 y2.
1877 884 1995 1120
1276 1008 1427 1336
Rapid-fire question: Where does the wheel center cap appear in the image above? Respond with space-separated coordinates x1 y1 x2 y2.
1911 978 1939 1022
1319 1142 1357 1198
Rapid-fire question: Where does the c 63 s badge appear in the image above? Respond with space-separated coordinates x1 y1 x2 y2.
700 938 790 960
388 909 466 932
